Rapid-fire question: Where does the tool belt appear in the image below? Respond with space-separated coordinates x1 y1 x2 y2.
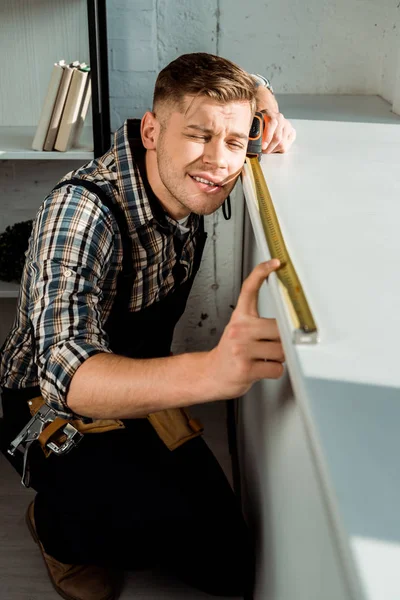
27 395 204 455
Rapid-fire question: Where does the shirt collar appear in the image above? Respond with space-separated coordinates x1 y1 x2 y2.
113 119 200 235
113 119 153 231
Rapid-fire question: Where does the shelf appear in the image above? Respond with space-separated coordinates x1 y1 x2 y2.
0 280 20 299
0 126 94 160
276 94 400 123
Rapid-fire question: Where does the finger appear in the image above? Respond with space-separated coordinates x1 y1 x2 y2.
251 360 285 381
262 116 278 150
274 127 297 154
235 260 280 317
248 316 281 341
238 315 281 342
264 121 285 154
247 340 285 362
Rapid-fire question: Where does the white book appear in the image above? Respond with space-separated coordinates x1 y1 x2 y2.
71 76 92 149
32 60 66 151
43 64 76 151
54 65 90 152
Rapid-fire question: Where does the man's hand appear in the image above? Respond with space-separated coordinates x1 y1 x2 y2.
255 85 297 154
207 260 285 400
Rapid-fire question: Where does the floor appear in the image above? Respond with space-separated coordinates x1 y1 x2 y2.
0 401 242 599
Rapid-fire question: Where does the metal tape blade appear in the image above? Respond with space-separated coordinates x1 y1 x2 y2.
247 156 319 344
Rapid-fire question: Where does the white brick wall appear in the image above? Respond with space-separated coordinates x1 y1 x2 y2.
379 1 400 110
2 0 400 351
107 0 159 127
108 0 400 129
220 0 400 99
156 0 218 64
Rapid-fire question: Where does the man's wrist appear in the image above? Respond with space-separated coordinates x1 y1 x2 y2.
254 85 279 115
251 73 274 95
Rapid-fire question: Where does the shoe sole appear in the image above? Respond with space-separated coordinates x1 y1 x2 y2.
26 501 121 600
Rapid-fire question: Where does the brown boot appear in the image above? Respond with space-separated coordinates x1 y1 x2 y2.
26 501 122 600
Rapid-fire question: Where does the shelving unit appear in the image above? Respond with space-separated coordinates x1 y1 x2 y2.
0 0 110 159
0 126 94 160
0 0 110 303
0 281 19 299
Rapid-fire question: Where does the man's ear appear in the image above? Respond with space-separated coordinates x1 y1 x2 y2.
141 111 159 150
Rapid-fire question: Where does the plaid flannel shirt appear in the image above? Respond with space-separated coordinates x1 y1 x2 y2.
0 120 201 417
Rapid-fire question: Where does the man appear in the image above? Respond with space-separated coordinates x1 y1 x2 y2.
0 53 295 600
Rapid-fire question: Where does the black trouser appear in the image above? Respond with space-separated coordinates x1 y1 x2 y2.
1 387 254 598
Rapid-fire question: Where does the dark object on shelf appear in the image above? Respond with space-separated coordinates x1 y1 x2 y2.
0 220 33 283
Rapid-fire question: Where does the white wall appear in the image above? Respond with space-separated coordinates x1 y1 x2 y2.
219 0 399 107
106 0 400 349
1 0 399 350
108 0 400 122
380 1 400 111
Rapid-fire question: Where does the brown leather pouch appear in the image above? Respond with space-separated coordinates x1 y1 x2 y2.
147 408 204 451
27 396 125 457
27 396 203 455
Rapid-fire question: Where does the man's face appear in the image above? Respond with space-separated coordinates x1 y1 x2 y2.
150 96 253 219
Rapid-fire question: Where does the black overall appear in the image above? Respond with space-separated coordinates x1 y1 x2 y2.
0 179 254 597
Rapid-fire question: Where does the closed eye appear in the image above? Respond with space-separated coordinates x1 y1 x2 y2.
187 135 243 147
228 141 245 149
187 135 209 142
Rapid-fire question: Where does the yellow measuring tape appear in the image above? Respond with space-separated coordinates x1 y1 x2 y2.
247 156 319 344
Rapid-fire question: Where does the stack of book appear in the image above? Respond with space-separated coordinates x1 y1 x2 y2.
32 60 92 152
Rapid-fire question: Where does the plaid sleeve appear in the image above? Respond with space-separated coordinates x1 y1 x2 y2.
28 185 116 417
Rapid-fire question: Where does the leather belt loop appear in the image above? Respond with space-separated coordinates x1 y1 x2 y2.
37 418 70 456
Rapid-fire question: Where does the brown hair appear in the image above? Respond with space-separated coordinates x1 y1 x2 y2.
153 52 257 115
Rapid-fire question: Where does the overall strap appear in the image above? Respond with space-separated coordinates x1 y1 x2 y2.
191 216 207 280
199 215 205 234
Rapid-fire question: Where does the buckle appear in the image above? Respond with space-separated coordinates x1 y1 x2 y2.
47 423 83 455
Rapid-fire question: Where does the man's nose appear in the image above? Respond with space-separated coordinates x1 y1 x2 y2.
203 139 228 169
